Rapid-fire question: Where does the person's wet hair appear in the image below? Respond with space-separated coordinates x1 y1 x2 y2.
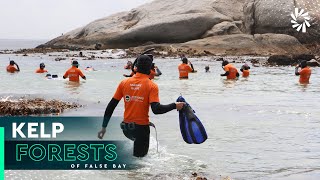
205 66 210 72
182 57 188 64
222 60 229 66
9 60 14 65
136 55 153 75
40 63 45 68
300 60 307 68
72 60 79 67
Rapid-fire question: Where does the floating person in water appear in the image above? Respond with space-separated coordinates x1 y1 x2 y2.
35 63 48 73
240 63 250 77
7 60 20 73
295 60 311 84
205 65 210 72
220 60 239 79
6 60 20 73
85 66 96 71
63 60 86 82
178 57 195 79
124 61 133 69
79 51 83 57
97 55 184 157
45 74 58 79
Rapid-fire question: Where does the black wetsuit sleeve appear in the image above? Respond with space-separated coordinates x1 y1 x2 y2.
190 63 195 72
15 64 20 71
124 74 133 77
221 71 230 76
102 98 120 128
151 102 176 115
240 68 244 72
295 67 300 76
236 72 240 77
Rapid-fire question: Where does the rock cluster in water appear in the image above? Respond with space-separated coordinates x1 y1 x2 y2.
0 98 81 116
267 54 320 66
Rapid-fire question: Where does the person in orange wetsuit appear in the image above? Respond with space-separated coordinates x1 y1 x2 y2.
63 60 86 82
178 57 194 79
6 60 20 73
97 55 184 157
35 63 48 73
240 64 250 77
220 60 239 79
295 60 311 84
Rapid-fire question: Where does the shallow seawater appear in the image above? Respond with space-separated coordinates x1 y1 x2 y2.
1 52 320 180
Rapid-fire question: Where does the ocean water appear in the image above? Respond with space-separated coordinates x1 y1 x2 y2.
1 50 320 180
0 39 47 50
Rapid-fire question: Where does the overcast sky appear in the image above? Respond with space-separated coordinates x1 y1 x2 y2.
0 0 151 40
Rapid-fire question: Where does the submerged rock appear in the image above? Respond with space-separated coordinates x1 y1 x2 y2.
267 55 295 66
307 59 320 67
0 98 81 116
267 54 317 66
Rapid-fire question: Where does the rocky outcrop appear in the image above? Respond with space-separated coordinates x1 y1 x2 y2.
201 21 243 38
181 33 310 56
307 59 320 67
244 0 320 43
38 0 248 49
267 54 316 66
39 0 320 55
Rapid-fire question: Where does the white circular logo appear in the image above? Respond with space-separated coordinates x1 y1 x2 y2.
291 8 311 33
125 95 131 102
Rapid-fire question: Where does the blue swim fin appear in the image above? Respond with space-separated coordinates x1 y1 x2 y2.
177 96 207 144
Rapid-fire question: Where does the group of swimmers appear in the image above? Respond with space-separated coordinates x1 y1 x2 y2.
177 56 251 80
97 52 312 158
6 60 86 82
178 56 311 84
4 50 313 158
6 54 311 85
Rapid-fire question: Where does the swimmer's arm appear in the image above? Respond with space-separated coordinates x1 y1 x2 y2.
220 71 230 76
151 102 176 114
79 70 86 80
15 63 20 71
102 98 120 128
63 71 68 79
189 63 195 72
240 68 243 72
295 67 300 76
236 72 240 77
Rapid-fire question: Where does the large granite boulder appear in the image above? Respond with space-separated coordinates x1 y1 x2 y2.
244 0 320 43
182 33 310 56
39 0 247 49
39 0 320 55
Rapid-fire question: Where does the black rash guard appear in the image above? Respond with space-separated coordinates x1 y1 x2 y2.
295 67 300 76
102 98 176 128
